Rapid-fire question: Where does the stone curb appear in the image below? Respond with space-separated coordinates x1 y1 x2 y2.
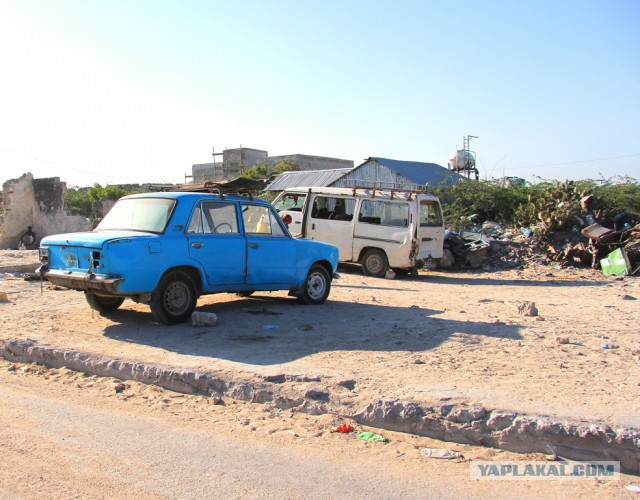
2 338 639 473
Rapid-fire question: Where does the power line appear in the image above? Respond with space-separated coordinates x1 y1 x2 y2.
507 153 640 171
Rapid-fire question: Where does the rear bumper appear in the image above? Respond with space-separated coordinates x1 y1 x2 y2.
39 266 123 294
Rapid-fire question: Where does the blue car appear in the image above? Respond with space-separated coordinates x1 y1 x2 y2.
38 191 339 324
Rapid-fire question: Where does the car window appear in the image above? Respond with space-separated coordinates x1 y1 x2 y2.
420 200 443 227
96 198 176 233
358 200 409 227
241 204 287 237
311 196 356 221
188 202 239 234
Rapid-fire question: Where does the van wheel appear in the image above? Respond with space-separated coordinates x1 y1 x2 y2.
150 271 197 324
362 249 388 277
85 292 125 312
299 264 331 305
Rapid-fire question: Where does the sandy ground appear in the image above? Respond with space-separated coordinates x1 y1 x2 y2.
0 249 639 429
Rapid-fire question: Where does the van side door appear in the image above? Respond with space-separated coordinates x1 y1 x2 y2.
417 199 445 259
305 195 357 262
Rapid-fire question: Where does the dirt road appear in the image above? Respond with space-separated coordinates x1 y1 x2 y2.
2 361 636 498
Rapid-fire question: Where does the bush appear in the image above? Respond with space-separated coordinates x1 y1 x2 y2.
434 177 639 232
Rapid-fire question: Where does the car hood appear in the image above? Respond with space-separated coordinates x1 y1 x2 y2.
40 230 156 248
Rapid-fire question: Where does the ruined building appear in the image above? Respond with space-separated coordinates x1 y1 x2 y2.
0 173 92 250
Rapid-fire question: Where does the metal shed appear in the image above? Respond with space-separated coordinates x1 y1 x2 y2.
331 157 464 189
265 168 353 192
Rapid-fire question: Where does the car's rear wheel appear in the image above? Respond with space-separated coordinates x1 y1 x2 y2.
299 264 331 305
150 271 197 325
361 249 388 277
85 292 125 312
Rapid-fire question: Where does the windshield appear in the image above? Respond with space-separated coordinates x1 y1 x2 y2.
96 198 176 233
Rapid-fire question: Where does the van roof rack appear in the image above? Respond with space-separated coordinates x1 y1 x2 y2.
341 180 431 200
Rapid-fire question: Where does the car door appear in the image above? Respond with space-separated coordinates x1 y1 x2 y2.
241 203 297 286
187 201 246 286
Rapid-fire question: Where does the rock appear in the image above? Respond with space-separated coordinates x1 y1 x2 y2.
385 270 396 279
191 311 218 327
304 388 330 401
621 294 637 301
336 379 356 390
518 301 539 317
447 406 487 423
555 337 570 345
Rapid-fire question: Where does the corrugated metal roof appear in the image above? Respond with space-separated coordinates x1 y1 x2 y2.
362 157 464 186
266 168 352 191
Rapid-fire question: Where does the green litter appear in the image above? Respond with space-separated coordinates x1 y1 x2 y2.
356 431 388 443
600 248 632 276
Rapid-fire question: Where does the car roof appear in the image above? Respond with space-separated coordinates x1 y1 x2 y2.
122 192 272 205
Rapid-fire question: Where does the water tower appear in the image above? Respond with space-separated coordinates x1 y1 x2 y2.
448 135 479 180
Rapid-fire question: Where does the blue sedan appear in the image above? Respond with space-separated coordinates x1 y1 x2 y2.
38 191 339 324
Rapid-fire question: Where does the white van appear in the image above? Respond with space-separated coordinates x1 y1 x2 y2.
272 186 445 276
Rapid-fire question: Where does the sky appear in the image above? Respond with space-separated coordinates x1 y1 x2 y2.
1 0 639 187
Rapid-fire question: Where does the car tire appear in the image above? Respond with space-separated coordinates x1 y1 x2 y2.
150 271 197 325
362 249 388 278
85 292 125 312
299 264 331 305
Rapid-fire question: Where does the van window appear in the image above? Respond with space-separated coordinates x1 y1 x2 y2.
359 200 409 227
273 193 306 212
241 204 288 237
311 196 356 221
420 200 443 227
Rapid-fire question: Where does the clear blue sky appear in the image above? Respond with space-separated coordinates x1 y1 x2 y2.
1 0 638 187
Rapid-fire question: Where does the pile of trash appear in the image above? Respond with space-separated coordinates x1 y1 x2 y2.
439 217 640 277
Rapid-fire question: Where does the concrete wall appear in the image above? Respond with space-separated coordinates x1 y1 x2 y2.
191 148 353 184
0 173 92 250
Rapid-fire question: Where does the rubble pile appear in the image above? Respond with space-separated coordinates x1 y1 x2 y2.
441 220 640 275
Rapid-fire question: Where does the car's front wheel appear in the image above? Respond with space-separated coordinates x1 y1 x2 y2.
299 264 331 305
150 271 197 324
85 292 125 312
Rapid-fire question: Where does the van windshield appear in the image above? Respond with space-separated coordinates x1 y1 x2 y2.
96 198 176 233
274 193 306 212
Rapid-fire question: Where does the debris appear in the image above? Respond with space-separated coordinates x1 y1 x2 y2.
600 248 632 276
385 270 396 279
420 448 463 460
191 311 218 327
626 485 640 493
356 431 388 443
0 291 9 302
518 301 539 317
333 423 354 434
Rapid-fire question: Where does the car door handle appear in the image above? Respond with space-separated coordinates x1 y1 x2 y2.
249 243 259 249
191 242 204 248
